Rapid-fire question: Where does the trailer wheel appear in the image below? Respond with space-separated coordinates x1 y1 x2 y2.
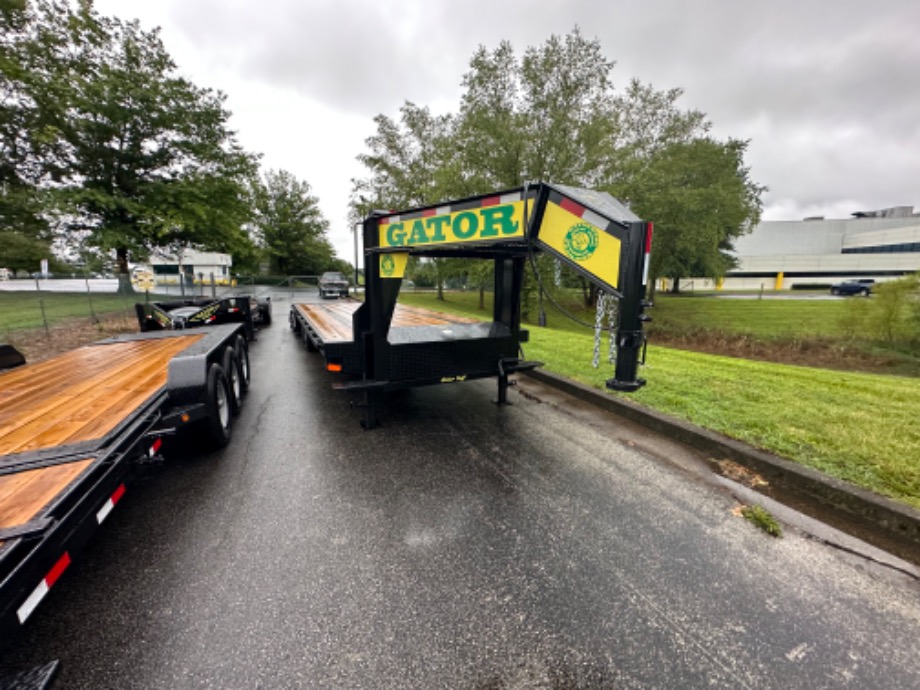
222 347 243 415
204 364 232 448
235 334 251 393
304 330 318 352
290 310 301 333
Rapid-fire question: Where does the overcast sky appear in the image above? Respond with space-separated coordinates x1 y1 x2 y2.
94 0 920 263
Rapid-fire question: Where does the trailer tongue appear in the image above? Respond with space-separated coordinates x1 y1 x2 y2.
290 182 653 427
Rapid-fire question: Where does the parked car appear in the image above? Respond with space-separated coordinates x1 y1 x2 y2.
830 279 874 296
318 271 349 299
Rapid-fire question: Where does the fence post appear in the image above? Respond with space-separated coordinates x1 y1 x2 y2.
210 272 216 298
84 276 98 324
39 298 50 337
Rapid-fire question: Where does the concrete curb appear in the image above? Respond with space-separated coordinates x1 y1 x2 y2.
525 369 920 558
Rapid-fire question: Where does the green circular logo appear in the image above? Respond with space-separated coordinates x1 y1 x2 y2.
381 254 395 277
563 223 599 261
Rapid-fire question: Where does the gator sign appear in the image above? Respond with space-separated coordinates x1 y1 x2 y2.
378 192 530 249
538 189 623 291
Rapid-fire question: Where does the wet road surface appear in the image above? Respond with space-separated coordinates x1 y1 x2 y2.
2 292 919 688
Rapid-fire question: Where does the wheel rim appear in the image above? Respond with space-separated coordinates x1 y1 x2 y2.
217 380 230 428
241 354 250 382
229 362 241 400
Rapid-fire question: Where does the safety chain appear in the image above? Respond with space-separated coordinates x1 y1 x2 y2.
593 290 621 368
592 291 606 368
607 292 619 364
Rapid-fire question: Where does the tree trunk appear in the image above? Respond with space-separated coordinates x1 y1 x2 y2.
669 277 681 294
478 283 485 310
116 247 134 295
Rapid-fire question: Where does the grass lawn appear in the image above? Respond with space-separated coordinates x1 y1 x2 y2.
398 290 920 509
0 290 169 332
649 294 850 339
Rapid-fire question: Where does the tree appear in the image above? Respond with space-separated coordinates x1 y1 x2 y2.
352 28 765 305
251 169 335 276
611 138 765 292
1 1 259 291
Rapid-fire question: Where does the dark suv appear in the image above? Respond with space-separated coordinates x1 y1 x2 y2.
830 279 874 296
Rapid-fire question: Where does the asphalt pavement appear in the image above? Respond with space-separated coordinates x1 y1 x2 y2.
1 291 918 689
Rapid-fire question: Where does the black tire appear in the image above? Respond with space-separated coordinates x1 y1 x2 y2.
235 334 251 393
830 287 839 296
261 306 272 325
290 310 301 333
303 328 318 352
204 364 232 448
861 288 870 297
222 346 243 415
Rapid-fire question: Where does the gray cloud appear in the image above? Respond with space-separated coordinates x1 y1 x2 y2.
104 0 920 231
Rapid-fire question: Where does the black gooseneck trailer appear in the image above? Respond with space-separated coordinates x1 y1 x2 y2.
291 182 653 427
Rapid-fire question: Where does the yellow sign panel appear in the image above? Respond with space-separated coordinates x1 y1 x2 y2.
379 252 409 279
379 199 530 249
540 201 621 290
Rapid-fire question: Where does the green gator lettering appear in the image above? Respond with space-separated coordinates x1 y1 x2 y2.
408 219 429 244
479 205 518 238
426 215 450 242
386 222 406 246
452 211 479 239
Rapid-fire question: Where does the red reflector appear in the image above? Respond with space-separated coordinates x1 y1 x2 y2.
111 484 126 505
46 553 71 588
150 437 162 454
327 363 343 372
645 223 654 254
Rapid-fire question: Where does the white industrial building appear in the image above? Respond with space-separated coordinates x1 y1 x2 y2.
712 206 920 291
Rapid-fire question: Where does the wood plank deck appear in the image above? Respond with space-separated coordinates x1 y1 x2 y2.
0 459 94 538
294 300 481 343
0 334 202 457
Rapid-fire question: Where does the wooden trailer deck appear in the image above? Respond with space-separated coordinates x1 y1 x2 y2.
0 334 202 550
293 300 481 344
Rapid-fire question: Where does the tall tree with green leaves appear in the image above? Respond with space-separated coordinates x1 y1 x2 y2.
1 1 259 290
612 138 765 293
352 28 765 304
251 169 336 276
0 0 55 269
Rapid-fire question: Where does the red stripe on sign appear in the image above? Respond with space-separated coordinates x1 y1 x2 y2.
481 196 501 207
560 197 584 217
112 484 126 504
422 208 437 217
645 223 654 254
45 553 71 588
379 217 389 225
